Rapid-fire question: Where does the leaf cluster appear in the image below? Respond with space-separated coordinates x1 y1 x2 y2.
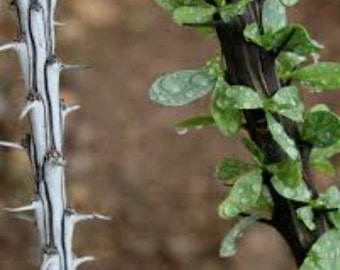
150 0 340 268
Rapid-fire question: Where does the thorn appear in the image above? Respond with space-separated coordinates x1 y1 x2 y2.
19 100 39 120
75 212 111 223
61 64 92 71
73 256 95 269
63 104 81 116
0 42 17 52
4 201 38 213
65 208 111 223
0 140 24 150
54 20 66 26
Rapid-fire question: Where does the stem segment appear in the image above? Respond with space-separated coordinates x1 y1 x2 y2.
212 0 327 265
1 1 107 269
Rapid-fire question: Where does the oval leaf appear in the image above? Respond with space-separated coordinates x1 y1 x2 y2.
276 52 306 80
280 25 323 55
173 5 216 25
302 110 340 147
300 229 340 270
220 216 259 258
216 158 253 185
216 85 263 110
296 206 316 231
311 139 340 162
262 0 286 33
316 186 340 210
245 24 322 56
218 169 263 219
270 86 304 122
293 62 340 91
211 80 242 136
149 70 215 106
266 112 299 160
220 0 254 22
266 159 302 188
153 0 180 12
271 173 311 202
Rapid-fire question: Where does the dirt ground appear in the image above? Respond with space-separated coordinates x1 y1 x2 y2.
0 1 339 269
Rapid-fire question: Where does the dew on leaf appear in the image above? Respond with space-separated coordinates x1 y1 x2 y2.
149 70 215 107
175 127 188 135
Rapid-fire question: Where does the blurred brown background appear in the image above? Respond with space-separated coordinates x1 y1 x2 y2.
0 1 339 269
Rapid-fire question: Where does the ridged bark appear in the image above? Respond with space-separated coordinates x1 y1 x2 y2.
0 1 108 269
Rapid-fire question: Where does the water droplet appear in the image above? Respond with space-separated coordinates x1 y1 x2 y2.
175 127 188 136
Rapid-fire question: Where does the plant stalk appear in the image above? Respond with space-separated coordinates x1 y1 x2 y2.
211 0 327 265
0 1 107 269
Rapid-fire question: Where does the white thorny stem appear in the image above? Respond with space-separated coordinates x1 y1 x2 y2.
0 1 109 269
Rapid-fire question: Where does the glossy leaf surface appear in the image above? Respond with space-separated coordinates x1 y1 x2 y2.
220 216 259 257
219 169 262 219
150 70 215 106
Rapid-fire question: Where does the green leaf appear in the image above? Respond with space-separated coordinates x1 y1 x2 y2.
317 186 340 210
211 80 243 136
216 85 263 110
276 52 306 80
275 25 323 55
243 23 261 44
262 0 286 33
293 62 340 92
175 115 215 131
212 104 242 137
301 110 340 147
219 216 259 258
216 158 253 185
244 24 322 56
269 86 304 122
218 169 263 219
245 187 273 219
242 138 265 165
153 0 180 12
266 112 299 160
327 211 340 230
300 229 340 270
310 104 331 113
310 159 336 177
204 56 224 78
173 5 216 25
311 139 340 162
280 0 298 6
271 173 311 202
296 206 316 231
214 0 226 7
219 0 254 22
149 70 215 106
266 159 302 188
